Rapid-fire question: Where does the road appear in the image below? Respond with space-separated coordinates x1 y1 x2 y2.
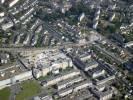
43 22 62 39
9 84 21 100
99 34 133 59
0 40 130 65
0 31 132 65
93 44 125 64
0 42 92 53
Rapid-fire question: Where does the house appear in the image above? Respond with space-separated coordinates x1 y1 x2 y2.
109 13 115 22
1 21 14 31
124 41 133 47
78 13 85 22
9 0 20 8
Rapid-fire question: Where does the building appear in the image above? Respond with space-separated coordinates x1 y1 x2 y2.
109 13 116 22
35 25 43 33
57 75 84 90
0 11 4 17
14 34 21 45
61 1 72 14
1 21 14 31
0 0 5 4
94 75 115 85
91 86 113 100
0 53 10 64
31 35 38 46
110 33 125 46
124 41 133 47
33 94 53 100
80 53 91 61
84 60 99 71
9 0 20 8
58 86 73 97
74 58 98 71
33 50 73 78
93 8 100 29
0 64 33 89
124 60 133 72
20 8 35 21
73 80 92 92
0 17 4 23
58 80 92 97
78 13 85 22
93 21 99 29
23 34 30 45
41 69 81 87
88 67 105 78
30 19 41 31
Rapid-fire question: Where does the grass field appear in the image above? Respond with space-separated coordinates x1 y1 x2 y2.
16 80 41 100
0 87 10 100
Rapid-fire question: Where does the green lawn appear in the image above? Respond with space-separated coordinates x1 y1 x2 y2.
124 32 133 42
38 75 50 81
0 87 11 100
16 80 41 100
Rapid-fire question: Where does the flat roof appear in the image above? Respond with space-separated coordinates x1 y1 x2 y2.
58 80 91 95
57 75 84 87
0 65 23 81
91 86 113 98
47 69 80 82
35 50 71 68
87 66 104 75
